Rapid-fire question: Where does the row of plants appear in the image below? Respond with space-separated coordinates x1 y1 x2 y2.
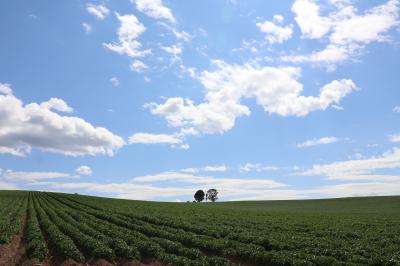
0 195 27 243
25 194 48 261
33 194 85 262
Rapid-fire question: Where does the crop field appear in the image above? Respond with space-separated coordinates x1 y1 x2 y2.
0 191 399 266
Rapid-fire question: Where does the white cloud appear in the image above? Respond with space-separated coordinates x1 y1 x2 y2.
203 165 227 172
393 106 400 113
329 0 399 45
273 14 284 23
302 148 400 182
239 163 279 172
128 133 182 144
0 170 72 181
104 13 151 58
86 3 109 20
82 22 92 33
146 61 356 135
181 165 227 173
158 22 192 42
332 104 344 110
256 16 293 44
297 136 339 148
287 0 400 68
389 134 400 142
292 0 332 39
75 165 92 176
132 171 285 189
109 77 120 87
28 171 286 200
144 76 151 83
40 98 74 113
130 60 148 72
0 83 12 95
133 0 175 23
0 84 124 157
160 44 182 62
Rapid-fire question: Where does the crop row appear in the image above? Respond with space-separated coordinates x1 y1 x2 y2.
33 194 85 262
26 194 48 261
0 195 27 243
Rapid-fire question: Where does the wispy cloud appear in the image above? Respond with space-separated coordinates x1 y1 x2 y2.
239 163 279 172
389 134 400 143
82 22 92 33
301 148 400 182
297 137 339 148
129 133 182 144
181 165 227 173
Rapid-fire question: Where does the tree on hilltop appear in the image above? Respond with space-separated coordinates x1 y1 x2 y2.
194 190 205 202
206 188 218 202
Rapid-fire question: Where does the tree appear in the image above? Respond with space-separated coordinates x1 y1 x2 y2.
194 190 205 202
206 188 218 202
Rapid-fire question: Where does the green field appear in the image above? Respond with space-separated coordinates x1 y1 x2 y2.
0 191 399 265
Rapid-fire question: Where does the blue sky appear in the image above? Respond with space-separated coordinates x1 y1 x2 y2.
0 0 400 201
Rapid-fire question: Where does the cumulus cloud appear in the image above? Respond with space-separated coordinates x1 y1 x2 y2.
302 148 400 182
0 83 12 95
75 165 92 176
393 106 400 113
130 60 149 72
129 133 182 144
86 3 109 20
132 0 175 23
256 15 293 44
40 98 74 113
286 0 400 69
104 13 151 58
292 0 332 39
0 83 124 157
146 61 357 135
297 136 339 148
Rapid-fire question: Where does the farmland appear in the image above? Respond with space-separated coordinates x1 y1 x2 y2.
0 191 399 266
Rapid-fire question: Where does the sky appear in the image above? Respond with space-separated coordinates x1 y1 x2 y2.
0 0 400 202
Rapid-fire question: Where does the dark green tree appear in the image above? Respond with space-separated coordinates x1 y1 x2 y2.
206 188 218 202
194 190 205 202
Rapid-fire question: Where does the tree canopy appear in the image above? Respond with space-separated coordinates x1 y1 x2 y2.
194 190 205 202
206 189 218 202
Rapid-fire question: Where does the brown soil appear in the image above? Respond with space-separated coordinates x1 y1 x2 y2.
0 212 28 266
